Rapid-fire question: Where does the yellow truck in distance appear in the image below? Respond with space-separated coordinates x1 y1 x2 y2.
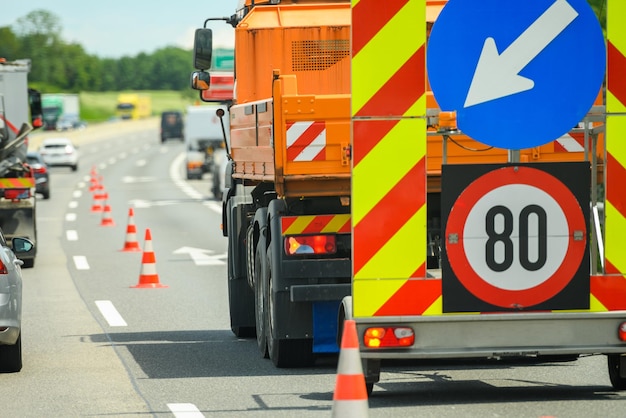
116 93 151 120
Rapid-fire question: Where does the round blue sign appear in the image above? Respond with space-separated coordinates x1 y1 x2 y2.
427 0 606 149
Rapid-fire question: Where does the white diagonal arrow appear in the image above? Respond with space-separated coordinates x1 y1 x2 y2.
173 247 226 266
464 0 578 108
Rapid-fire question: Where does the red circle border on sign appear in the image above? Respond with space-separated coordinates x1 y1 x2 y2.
445 166 587 309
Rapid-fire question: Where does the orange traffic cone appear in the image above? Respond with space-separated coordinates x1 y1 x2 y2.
91 190 105 212
89 173 99 192
120 208 141 252
100 201 115 226
131 229 167 288
331 319 369 417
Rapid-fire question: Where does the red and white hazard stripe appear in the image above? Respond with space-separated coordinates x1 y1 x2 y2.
554 131 585 153
286 121 326 161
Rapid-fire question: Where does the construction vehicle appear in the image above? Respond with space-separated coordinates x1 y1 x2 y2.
41 93 79 131
192 0 626 393
342 0 626 395
116 93 151 120
192 0 351 366
184 104 229 182
0 58 42 268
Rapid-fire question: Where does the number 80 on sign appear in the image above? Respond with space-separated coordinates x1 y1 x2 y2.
444 165 587 310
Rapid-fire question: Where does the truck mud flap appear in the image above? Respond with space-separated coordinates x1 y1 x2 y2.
312 300 341 354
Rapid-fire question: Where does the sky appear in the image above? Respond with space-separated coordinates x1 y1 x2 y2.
0 0 238 58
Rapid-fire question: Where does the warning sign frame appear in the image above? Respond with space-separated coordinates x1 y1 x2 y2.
441 162 590 312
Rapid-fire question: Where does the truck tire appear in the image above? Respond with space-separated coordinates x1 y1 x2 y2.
608 354 626 390
227 252 255 338
266 247 314 368
255 243 269 359
227 205 255 338
0 333 22 372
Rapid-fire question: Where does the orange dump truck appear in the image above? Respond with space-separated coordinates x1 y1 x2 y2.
192 0 351 367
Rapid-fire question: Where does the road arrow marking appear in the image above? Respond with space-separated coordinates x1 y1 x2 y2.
173 246 226 266
464 0 578 108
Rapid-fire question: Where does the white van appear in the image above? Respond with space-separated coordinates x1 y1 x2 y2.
184 104 229 180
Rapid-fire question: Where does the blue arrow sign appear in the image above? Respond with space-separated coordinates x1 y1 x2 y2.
427 0 606 149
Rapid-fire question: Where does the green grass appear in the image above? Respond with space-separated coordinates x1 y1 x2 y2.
78 90 200 123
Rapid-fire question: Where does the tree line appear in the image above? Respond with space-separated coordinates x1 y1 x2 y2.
0 3 607 95
0 10 195 94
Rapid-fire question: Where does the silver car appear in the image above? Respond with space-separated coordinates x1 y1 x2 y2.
38 137 79 172
0 232 35 373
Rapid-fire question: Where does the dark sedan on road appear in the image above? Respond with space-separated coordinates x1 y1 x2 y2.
26 151 50 199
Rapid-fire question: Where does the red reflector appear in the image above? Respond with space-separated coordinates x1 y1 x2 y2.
4 189 30 199
619 323 626 342
364 327 414 348
285 235 336 255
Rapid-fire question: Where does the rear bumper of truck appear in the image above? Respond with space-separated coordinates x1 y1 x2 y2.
356 311 626 360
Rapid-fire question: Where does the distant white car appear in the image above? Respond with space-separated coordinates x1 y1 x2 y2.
38 137 79 171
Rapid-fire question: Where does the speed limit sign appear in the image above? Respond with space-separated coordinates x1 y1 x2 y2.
441 162 590 312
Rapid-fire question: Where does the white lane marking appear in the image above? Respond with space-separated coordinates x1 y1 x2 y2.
66 213 77 222
167 403 204 418
95 300 128 327
136 159 147 167
66 230 78 241
73 190 82 198
68 201 78 209
122 176 155 183
73 255 89 270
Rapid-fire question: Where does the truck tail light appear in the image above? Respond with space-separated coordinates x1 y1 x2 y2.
4 189 30 200
187 161 203 170
618 323 626 342
364 327 414 348
284 235 336 255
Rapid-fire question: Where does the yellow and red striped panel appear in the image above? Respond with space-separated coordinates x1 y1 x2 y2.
0 178 35 188
352 0 433 318
281 214 350 235
600 0 626 311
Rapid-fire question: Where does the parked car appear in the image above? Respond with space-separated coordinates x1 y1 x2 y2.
38 137 79 171
26 151 50 199
160 110 184 143
0 232 35 372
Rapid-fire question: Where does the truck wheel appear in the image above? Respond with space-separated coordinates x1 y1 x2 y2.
0 333 22 372
255 244 268 359
266 248 314 368
608 354 626 390
227 218 255 338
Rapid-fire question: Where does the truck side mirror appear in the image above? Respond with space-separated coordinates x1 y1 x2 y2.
193 28 213 70
191 71 211 91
